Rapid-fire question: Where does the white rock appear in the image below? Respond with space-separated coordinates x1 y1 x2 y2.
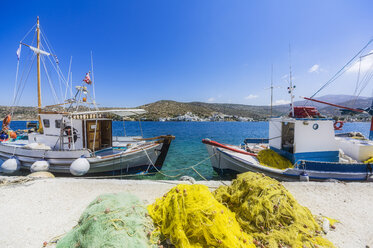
179 176 196 184
322 217 330 234
29 171 55 178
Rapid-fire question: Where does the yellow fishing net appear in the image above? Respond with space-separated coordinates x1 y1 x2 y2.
213 172 335 248
257 149 293 170
364 157 373 164
148 184 255 248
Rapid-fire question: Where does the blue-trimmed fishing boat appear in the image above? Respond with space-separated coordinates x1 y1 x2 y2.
203 113 373 181
203 42 373 181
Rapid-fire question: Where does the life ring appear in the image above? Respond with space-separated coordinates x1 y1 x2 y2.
334 121 344 130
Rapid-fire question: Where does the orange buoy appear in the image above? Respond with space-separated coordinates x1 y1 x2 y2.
9 131 17 139
83 97 87 102
2 114 11 130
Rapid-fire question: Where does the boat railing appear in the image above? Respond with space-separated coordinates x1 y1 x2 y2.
243 138 269 144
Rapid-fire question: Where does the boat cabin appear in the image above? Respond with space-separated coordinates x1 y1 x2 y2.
29 113 113 151
268 118 339 164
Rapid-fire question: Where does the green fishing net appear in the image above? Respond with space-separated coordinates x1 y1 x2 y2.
213 172 334 248
148 184 255 248
56 193 159 248
257 149 293 170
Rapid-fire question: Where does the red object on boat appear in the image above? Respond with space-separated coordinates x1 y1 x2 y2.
202 139 257 156
333 121 344 130
291 106 322 118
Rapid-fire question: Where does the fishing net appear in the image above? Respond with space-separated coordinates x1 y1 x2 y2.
213 172 335 248
56 193 159 248
364 157 373 164
257 149 293 170
148 184 255 248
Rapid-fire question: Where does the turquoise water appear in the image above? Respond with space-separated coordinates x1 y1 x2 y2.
4 121 371 179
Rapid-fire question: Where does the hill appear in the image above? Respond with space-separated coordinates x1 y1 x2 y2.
1 94 372 121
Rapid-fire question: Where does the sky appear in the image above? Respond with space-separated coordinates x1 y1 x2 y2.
0 0 373 108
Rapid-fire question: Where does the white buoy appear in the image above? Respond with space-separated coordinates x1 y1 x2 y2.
70 157 90 176
30 160 50 172
299 172 309 182
1 156 21 174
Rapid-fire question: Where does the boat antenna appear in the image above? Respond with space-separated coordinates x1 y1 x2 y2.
265 65 281 118
288 44 295 117
65 56 72 103
270 64 273 117
90 51 98 110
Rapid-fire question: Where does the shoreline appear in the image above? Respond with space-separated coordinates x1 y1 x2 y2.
0 177 372 247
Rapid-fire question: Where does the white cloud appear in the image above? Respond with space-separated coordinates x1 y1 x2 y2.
273 99 290 105
245 94 258 100
207 97 215 102
347 51 373 73
308 64 320 73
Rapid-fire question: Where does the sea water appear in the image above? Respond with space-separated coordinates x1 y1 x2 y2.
3 121 371 180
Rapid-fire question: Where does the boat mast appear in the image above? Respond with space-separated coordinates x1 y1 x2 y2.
36 17 42 130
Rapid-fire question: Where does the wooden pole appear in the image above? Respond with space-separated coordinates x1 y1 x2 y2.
36 17 42 131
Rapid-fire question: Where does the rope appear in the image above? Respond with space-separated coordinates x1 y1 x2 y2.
41 52 60 104
141 147 181 178
310 38 373 99
14 53 36 107
12 47 21 106
66 152 217 180
191 167 208 181
138 118 144 138
20 23 36 43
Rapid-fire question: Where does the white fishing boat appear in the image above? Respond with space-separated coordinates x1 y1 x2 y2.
203 113 373 181
203 43 373 181
0 17 174 176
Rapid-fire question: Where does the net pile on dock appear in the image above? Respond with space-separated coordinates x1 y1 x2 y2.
56 193 159 248
257 149 293 170
213 172 334 248
147 184 255 248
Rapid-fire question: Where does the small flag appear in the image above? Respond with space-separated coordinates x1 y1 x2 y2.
83 72 92 84
16 44 21 60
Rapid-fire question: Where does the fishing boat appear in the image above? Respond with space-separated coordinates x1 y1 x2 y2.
203 43 373 182
0 17 174 176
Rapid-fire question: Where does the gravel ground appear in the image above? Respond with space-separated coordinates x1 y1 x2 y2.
0 177 372 247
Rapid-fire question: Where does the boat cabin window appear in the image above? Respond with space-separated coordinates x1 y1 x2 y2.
281 122 294 153
55 120 61 128
43 119 50 128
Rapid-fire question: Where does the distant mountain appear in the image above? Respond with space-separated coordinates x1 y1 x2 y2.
140 95 373 120
273 94 372 116
1 94 372 121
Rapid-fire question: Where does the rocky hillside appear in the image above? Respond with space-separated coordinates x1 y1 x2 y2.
1 95 372 121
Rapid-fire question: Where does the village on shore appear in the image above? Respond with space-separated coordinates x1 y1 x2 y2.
157 111 371 122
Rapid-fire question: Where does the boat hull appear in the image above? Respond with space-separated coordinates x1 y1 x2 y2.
0 138 172 175
205 142 373 182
